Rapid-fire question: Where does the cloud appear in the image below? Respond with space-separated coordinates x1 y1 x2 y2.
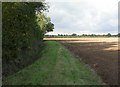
46 0 119 35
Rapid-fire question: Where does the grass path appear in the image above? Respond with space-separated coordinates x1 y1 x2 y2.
3 41 103 85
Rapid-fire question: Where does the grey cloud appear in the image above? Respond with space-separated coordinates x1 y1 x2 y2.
46 1 118 35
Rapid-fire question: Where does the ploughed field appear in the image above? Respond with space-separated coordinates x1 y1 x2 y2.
44 37 119 85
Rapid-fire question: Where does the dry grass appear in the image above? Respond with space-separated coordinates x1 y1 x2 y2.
44 37 119 51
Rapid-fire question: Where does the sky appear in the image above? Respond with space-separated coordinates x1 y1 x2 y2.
46 0 119 35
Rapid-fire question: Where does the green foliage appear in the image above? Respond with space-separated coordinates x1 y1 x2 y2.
36 14 54 34
2 2 54 76
71 33 77 36
45 33 118 38
118 33 120 37
106 33 111 37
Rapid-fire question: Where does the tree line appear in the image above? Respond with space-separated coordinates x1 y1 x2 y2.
3 2 54 76
45 33 120 38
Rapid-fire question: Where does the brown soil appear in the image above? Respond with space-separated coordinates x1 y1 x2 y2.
58 38 118 85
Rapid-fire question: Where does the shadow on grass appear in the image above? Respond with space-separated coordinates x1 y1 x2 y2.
2 40 46 79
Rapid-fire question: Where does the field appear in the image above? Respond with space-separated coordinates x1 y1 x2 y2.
3 41 103 85
44 37 119 85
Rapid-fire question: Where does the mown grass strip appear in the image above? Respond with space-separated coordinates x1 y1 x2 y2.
3 41 103 85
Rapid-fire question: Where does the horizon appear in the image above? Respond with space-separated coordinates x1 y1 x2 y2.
45 33 118 36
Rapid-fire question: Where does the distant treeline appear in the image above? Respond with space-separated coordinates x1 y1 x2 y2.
45 33 120 38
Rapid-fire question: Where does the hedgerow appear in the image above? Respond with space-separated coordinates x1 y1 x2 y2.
2 2 54 76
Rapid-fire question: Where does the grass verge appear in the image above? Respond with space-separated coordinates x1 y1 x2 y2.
3 41 103 85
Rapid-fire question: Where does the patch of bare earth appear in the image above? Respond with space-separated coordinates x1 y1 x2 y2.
52 37 119 85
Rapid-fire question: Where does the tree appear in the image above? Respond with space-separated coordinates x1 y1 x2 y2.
36 14 54 37
118 33 120 37
107 33 111 37
72 33 77 36
82 34 87 36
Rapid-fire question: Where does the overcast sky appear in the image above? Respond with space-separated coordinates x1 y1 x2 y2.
46 0 119 35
